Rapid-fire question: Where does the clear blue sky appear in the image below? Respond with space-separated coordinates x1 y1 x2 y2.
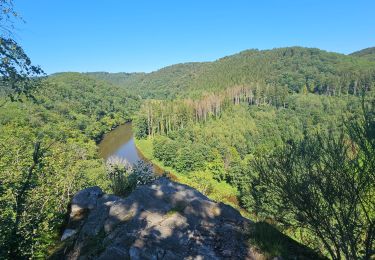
13 0 375 74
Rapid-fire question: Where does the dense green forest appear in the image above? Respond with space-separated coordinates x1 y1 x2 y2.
1 4 374 256
133 90 374 259
1 0 374 258
0 73 140 258
126 48 375 258
2 49 375 258
2 48 375 258
350 47 375 61
88 47 374 259
88 47 375 99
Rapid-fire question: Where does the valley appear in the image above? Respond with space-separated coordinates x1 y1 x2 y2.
1 1 374 258
1 46 374 259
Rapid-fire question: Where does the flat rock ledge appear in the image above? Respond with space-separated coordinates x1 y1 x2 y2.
59 177 261 260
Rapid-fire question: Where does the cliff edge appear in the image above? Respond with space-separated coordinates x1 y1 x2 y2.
53 178 322 259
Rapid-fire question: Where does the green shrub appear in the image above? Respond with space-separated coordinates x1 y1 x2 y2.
106 157 156 196
106 156 134 196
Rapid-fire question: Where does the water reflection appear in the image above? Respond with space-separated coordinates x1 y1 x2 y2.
98 123 141 164
98 122 164 174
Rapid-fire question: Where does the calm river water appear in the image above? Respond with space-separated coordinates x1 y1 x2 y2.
98 122 163 174
98 122 142 164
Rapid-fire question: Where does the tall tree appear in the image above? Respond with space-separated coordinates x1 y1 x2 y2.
0 0 43 103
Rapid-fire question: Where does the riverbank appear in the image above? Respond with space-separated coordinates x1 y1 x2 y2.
134 137 251 217
99 125 322 257
98 124 243 213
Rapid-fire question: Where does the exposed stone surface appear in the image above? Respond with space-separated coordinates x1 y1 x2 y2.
69 186 103 220
59 178 257 259
61 229 77 241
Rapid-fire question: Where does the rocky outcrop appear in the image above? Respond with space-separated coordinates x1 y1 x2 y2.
59 178 260 259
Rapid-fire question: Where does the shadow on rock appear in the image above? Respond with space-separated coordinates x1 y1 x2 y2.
52 178 258 259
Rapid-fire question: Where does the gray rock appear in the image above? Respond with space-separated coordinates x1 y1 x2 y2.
222 249 232 257
70 186 103 219
97 246 128 260
61 229 77 241
61 178 255 259
129 246 141 259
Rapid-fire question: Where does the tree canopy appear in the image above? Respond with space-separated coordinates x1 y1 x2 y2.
88 47 375 99
0 73 140 258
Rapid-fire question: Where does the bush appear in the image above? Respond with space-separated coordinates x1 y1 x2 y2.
106 157 156 196
251 101 375 259
106 156 133 196
130 160 156 186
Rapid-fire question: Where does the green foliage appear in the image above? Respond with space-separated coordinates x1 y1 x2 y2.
350 47 375 61
135 137 240 209
206 149 226 182
133 114 148 139
1 41 374 258
88 47 375 99
249 101 375 259
0 1 44 103
182 171 239 204
41 73 140 141
0 37 44 102
248 222 325 259
0 117 108 258
174 146 197 172
105 156 133 196
134 90 364 257
136 94 357 182
106 157 155 197
130 160 156 186
152 136 178 167
152 135 209 173
0 73 140 258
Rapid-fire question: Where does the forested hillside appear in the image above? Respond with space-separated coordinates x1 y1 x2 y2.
1 0 374 258
350 46 375 61
2 45 374 259
88 47 375 99
0 73 140 258
133 91 362 205
44 73 140 140
128 46 375 259
133 89 374 259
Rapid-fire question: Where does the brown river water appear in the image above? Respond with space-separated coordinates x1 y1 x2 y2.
98 122 163 174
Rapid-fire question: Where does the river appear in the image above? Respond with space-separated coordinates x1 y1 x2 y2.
98 122 163 174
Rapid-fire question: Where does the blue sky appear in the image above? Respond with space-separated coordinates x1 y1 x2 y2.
13 0 375 74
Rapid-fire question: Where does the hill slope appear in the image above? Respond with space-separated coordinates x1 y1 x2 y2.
350 47 375 61
87 47 375 99
44 72 141 140
0 73 141 258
